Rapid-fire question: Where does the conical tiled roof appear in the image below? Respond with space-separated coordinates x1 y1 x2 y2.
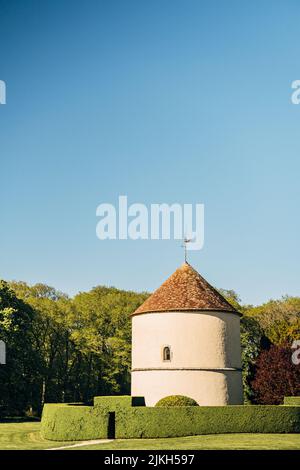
132 262 239 316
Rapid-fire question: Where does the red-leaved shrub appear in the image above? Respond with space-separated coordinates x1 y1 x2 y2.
252 344 300 404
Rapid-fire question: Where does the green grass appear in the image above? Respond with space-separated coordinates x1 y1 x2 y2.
77 434 300 450
0 421 76 450
0 421 300 450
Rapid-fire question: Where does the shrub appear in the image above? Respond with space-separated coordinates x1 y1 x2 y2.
155 395 198 407
40 404 109 441
115 405 300 438
252 345 300 404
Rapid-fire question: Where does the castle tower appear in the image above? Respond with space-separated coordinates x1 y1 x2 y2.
131 263 243 406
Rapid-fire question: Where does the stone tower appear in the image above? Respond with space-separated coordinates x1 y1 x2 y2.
131 262 243 406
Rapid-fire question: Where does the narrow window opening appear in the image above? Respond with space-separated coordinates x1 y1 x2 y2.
163 346 171 361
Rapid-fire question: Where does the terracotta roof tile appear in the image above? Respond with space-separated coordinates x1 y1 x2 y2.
133 262 238 316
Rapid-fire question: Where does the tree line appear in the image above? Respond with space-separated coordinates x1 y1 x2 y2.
0 280 299 416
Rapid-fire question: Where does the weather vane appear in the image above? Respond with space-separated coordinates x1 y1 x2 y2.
182 237 192 263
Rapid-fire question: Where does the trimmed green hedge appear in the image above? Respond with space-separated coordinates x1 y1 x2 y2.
115 406 300 439
41 399 300 441
94 395 145 410
156 395 198 407
40 404 109 441
284 396 300 406
94 395 131 410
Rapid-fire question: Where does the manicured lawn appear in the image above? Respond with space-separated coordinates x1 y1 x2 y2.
0 421 299 450
75 434 300 450
0 421 76 450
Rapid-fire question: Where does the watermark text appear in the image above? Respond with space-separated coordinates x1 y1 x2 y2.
0 80 6 104
96 196 204 251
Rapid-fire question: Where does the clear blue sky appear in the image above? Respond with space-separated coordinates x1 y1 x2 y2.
1 0 300 305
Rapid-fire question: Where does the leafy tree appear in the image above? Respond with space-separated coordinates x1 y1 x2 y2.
72 286 148 398
4 280 148 412
218 289 244 312
219 288 263 403
240 315 263 403
0 280 40 415
8 281 76 406
245 296 300 345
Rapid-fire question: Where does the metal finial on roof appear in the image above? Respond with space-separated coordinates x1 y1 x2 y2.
181 237 192 263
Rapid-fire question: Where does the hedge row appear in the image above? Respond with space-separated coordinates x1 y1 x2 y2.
115 405 300 439
93 395 145 410
41 396 145 441
40 404 109 441
284 396 300 406
41 396 300 441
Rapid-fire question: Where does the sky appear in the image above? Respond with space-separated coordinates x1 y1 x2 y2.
1 0 300 305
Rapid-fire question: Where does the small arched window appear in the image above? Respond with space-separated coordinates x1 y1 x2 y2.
163 346 171 361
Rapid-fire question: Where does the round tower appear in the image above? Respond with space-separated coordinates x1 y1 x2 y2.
131 263 243 406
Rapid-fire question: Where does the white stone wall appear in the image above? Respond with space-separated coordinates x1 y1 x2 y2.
131 311 243 406
131 369 243 406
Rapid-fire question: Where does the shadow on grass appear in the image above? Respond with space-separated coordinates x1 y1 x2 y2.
0 417 40 423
